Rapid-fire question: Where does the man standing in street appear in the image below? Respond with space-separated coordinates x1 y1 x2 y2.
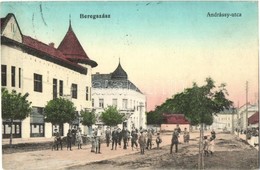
146 129 153 150
111 127 118 150
138 130 146 155
122 126 128 149
105 126 111 147
170 128 179 154
96 126 102 154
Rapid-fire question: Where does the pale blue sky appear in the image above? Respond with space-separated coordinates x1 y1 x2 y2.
1 1 259 110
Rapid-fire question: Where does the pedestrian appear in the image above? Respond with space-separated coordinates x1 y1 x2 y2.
54 129 62 150
111 127 118 150
131 129 138 151
118 128 122 148
183 127 190 144
203 136 210 156
71 126 77 145
67 129 72 151
155 132 162 149
208 129 216 155
146 129 153 150
138 130 146 155
95 126 102 154
105 126 111 147
90 129 96 152
122 126 128 149
76 129 83 149
170 128 179 154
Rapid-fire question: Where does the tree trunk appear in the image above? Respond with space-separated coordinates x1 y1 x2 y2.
198 123 204 169
9 119 13 149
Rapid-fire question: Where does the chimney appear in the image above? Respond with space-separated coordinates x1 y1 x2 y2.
49 42 55 48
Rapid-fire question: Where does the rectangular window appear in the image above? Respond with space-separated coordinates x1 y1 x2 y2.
19 68 21 88
71 84 77 99
11 66 15 87
1 65 7 86
59 80 63 96
112 99 118 108
86 86 89 101
122 99 128 109
99 98 104 108
53 79 57 99
92 98 94 107
34 73 42 92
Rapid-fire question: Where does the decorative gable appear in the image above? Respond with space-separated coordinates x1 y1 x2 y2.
1 13 22 43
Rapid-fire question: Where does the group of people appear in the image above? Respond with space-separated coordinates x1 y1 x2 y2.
52 127 83 151
203 129 216 156
91 126 163 155
53 125 216 157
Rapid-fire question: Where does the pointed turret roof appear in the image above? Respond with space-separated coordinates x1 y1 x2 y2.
111 60 128 80
57 21 97 67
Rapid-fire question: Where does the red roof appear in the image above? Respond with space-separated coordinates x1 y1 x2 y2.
22 35 86 70
163 114 190 124
58 24 89 61
1 13 97 71
248 112 259 125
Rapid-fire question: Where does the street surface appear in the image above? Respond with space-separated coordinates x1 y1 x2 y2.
2 132 259 170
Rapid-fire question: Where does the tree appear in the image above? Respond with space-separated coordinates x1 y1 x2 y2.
81 109 96 134
100 106 124 126
171 77 233 169
44 98 77 132
146 110 164 125
1 88 32 148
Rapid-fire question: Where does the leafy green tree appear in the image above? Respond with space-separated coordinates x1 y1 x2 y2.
1 88 32 147
80 109 96 134
171 77 233 169
146 110 164 125
100 106 124 126
44 98 77 132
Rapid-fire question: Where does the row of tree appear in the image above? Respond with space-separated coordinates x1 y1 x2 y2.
2 88 125 147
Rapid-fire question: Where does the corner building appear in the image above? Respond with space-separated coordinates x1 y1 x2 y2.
1 13 97 139
92 61 147 130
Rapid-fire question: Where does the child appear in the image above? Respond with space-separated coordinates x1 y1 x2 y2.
203 136 210 156
156 132 162 149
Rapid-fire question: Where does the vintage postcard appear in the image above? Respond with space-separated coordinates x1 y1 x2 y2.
1 1 259 170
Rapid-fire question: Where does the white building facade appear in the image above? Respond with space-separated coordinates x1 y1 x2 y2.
1 13 97 139
237 103 258 130
92 62 147 131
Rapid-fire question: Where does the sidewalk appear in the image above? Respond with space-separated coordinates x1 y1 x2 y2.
2 133 178 170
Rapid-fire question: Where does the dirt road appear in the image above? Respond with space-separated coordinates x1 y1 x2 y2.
68 133 259 170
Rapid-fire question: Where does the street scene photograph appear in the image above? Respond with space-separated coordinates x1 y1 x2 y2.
1 1 259 170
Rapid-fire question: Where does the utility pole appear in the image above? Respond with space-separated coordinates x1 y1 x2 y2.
246 81 248 132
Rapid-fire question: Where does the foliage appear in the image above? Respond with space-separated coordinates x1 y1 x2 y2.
2 88 32 147
44 98 77 125
146 110 164 125
2 88 32 120
80 109 96 127
171 77 233 125
100 106 124 126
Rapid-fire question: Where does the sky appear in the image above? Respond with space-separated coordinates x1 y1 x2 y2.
1 1 259 111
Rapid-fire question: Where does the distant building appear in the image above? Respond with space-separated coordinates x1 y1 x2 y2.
248 112 259 128
1 13 97 139
237 103 258 130
92 61 147 130
211 110 234 132
161 114 190 132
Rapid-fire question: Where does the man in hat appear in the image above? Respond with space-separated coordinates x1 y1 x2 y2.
105 126 111 147
138 130 146 155
170 128 179 154
111 127 119 150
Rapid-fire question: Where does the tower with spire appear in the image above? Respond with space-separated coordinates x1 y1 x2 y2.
92 60 147 130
